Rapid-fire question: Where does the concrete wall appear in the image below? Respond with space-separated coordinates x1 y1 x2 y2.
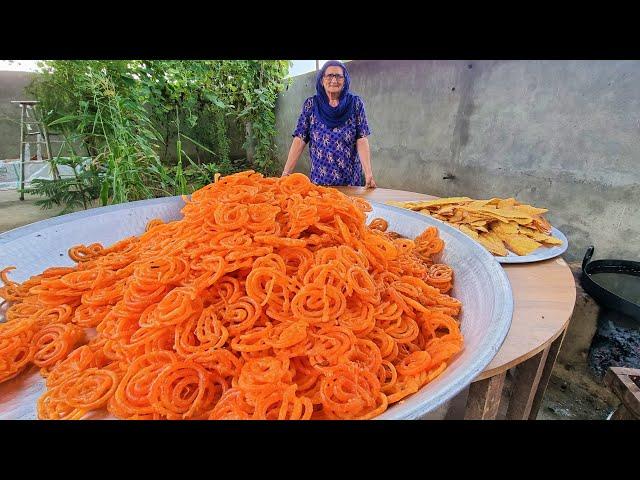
0 71 37 160
275 60 640 262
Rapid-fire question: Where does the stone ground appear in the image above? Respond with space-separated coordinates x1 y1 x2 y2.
0 189 626 420
0 189 100 233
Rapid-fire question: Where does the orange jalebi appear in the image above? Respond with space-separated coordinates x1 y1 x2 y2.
0 171 463 420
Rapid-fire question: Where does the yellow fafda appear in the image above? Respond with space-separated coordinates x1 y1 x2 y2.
387 197 562 257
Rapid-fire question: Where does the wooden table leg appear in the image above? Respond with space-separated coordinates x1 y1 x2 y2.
505 347 550 420
464 371 506 419
444 384 470 420
527 329 567 420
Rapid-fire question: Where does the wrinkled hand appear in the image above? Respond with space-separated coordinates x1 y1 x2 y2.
365 176 377 189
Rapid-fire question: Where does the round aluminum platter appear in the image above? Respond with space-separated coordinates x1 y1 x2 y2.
0 196 513 420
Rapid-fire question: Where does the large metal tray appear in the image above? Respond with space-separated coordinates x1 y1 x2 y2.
0 196 513 420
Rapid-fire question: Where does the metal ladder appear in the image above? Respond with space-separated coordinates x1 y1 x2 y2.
11 100 59 200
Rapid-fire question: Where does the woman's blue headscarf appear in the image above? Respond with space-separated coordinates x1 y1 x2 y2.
313 60 356 129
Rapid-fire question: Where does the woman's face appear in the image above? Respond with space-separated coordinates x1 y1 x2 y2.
322 65 345 97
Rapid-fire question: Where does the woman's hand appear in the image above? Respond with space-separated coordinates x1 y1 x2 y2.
282 137 307 179
356 137 375 189
365 175 377 189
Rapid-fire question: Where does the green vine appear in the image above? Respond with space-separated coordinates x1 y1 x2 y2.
25 60 291 210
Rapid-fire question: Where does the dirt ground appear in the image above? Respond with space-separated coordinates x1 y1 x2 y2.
0 189 101 233
0 189 623 420
535 363 618 420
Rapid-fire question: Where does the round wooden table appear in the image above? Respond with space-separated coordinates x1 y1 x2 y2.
337 187 577 420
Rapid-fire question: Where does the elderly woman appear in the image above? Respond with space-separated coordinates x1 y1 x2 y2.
281 60 376 188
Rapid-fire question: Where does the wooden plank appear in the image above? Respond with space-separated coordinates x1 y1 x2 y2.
464 372 506 419
505 347 549 420
610 404 638 420
528 328 567 420
604 367 640 418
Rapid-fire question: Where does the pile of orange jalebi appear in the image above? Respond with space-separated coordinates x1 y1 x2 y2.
0 171 463 420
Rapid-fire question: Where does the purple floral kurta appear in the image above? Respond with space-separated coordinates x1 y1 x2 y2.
292 96 371 186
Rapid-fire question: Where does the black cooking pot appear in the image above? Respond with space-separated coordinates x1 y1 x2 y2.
581 246 640 321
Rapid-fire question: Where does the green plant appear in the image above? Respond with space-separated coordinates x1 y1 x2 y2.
26 60 291 207
44 68 161 205
22 155 103 215
208 61 291 174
